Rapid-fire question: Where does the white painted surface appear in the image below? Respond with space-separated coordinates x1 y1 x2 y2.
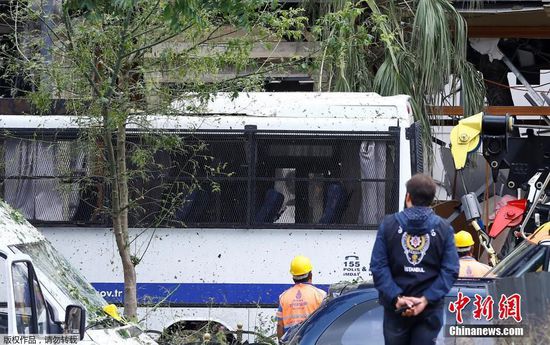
43 226 375 333
0 92 413 132
508 70 550 106
42 227 376 285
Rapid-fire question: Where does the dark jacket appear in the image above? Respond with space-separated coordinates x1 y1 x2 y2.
370 207 459 310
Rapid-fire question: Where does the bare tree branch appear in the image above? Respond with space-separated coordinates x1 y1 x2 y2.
129 0 161 36
121 24 193 60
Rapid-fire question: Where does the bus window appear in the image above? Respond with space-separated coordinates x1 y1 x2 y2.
2 129 400 229
3 138 87 223
150 135 249 227
255 133 398 228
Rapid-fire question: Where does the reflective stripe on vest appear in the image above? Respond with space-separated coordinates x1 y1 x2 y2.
276 283 326 330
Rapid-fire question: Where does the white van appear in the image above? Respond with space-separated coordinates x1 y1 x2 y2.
0 200 156 344
0 92 420 337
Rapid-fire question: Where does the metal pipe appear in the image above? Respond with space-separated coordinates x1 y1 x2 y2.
501 55 550 127
501 56 546 106
512 124 550 130
519 172 550 239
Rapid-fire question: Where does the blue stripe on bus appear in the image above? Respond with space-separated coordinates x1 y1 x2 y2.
91 282 330 305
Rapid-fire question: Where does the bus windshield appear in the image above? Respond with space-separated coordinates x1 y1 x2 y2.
13 240 107 321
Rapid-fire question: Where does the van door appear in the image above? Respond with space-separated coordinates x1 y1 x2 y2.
0 254 8 334
5 254 49 335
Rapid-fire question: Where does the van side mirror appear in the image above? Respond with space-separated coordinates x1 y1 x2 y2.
65 305 86 340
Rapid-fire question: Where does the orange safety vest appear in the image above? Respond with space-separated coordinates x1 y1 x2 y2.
459 256 492 278
276 283 326 330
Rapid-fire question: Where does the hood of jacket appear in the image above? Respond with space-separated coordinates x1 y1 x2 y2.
395 207 435 235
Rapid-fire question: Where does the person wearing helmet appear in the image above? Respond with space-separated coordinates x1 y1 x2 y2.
276 255 326 340
455 230 492 278
370 174 459 345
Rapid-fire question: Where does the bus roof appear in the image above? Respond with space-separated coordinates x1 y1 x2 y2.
173 92 412 119
0 200 44 247
0 92 413 132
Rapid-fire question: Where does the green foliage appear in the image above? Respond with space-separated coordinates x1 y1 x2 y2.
9 209 26 224
3 0 307 318
4 0 307 120
262 7 308 40
3 0 307 217
130 254 141 266
311 1 373 92
311 0 486 161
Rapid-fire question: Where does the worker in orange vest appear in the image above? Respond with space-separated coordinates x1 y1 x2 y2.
276 255 326 340
455 230 492 278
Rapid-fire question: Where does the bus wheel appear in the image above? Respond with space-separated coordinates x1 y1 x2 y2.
158 321 236 345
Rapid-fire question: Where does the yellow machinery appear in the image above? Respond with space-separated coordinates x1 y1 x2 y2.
448 113 514 266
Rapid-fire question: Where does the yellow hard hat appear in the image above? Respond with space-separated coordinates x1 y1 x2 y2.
455 230 475 250
290 255 313 277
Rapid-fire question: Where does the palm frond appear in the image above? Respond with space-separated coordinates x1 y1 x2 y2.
458 60 486 116
412 0 454 101
313 0 486 165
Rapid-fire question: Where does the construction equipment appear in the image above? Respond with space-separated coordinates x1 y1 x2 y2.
460 192 498 266
489 199 527 238
450 111 550 265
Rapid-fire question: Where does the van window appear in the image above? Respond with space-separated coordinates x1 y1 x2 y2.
12 261 33 334
11 261 48 335
32 273 48 334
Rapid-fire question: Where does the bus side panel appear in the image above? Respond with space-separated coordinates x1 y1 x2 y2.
40 227 376 328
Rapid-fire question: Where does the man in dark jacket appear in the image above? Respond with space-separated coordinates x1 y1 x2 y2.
370 174 459 345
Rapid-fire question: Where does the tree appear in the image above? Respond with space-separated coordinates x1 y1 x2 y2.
309 0 486 158
2 0 306 319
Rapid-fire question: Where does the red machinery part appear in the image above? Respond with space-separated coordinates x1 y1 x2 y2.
489 199 527 238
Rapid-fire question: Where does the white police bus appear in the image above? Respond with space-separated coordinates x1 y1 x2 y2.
0 92 421 337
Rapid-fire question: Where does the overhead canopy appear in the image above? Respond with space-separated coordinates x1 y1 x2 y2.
456 1 550 37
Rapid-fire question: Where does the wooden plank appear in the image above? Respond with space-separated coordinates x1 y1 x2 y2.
430 106 550 116
469 26 550 38
0 99 68 115
151 41 318 59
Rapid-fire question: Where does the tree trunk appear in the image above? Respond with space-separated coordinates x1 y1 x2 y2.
115 123 137 319
112 208 137 319
103 106 137 319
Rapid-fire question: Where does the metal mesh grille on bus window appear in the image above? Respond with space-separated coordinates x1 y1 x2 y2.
0 138 103 224
0 130 400 229
407 121 424 174
251 132 400 228
142 136 250 227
